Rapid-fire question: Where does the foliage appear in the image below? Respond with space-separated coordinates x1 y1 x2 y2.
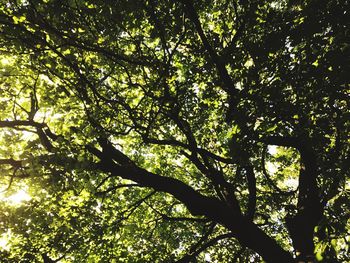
0 0 349 262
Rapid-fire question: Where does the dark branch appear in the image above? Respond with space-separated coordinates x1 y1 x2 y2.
95 183 144 196
263 136 301 150
179 0 237 97
176 232 234 263
0 158 23 167
88 142 294 262
146 202 209 223
245 166 256 221
0 120 46 129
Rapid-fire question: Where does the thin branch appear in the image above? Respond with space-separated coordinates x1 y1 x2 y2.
114 190 157 224
179 0 238 101
0 119 57 152
176 232 234 263
145 202 209 223
0 120 46 128
0 159 29 192
95 183 144 196
144 137 233 164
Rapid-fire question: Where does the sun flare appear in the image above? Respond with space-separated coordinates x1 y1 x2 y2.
0 189 31 205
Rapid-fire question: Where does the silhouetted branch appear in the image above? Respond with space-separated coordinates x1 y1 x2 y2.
95 183 144 196
0 120 46 128
179 0 237 98
176 232 234 263
245 166 256 221
0 158 22 167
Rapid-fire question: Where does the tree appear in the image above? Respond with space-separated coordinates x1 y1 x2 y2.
0 0 349 262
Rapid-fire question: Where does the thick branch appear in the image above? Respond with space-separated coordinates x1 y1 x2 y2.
42 254 55 263
245 166 256 221
88 144 294 262
263 135 302 149
0 158 23 167
0 120 55 151
265 136 323 261
0 120 46 128
98 137 134 166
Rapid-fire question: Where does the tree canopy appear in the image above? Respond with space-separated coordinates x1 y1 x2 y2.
0 0 349 262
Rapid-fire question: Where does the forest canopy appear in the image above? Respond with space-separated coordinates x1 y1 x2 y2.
0 0 349 262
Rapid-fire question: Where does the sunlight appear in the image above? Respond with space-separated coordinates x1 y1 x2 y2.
283 178 298 188
0 230 11 251
266 161 278 174
1 189 32 205
0 57 11 66
268 145 278 155
266 145 278 173
0 237 9 251
7 190 31 204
